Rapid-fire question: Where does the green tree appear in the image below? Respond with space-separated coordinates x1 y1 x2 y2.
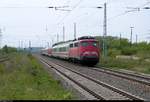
2 45 17 53
2 45 8 53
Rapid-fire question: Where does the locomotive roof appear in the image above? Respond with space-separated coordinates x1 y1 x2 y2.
52 36 96 47
52 40 73 47
78 36 95 40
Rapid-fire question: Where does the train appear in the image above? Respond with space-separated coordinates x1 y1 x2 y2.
41 36 100 66
41 48 52 56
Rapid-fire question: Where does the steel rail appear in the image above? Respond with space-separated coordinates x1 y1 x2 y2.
39 57 105 100
44 55 150 86
96 67 150 80
92 67 150 86
40 55 144 100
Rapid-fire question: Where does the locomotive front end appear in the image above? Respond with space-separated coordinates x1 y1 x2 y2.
79 39 100 65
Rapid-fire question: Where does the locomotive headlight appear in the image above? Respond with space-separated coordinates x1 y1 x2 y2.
91 51 98 56
82 51 98 56
81 51 90 56
84 51 90 54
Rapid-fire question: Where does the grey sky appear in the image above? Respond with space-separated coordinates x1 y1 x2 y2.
0 0 150 48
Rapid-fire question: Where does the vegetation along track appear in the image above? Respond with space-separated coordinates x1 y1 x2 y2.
0 56 9 62
36 54 144 100
41 55 150 100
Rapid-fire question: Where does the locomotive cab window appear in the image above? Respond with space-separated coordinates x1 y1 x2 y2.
74 43 78 47
92 42 98 47
81 42 89 47
70 44 73 48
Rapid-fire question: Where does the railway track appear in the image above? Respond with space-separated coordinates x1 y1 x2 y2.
44 55 150 86
46 56 150 85
0 56 9 62
40 55 150 100
37 55 144 100
92 67 150 86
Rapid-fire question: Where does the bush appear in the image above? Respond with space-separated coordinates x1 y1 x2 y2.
99 57 136 69
121 47 137 55
27 53 34 60
108 49 121 57
2 45 17 53
2 45 8 53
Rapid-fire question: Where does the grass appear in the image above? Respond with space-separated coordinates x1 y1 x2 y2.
0 52 73 100
97 56 150 74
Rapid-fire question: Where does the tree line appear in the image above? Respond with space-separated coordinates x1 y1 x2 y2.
95 36 150 58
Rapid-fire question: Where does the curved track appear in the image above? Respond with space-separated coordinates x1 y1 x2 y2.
40 55 150 100
37 54 144 100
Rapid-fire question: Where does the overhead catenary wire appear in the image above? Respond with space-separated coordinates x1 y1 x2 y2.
53 1 149 42
140 1 150 7
55 0 150 35
49 0 84 41
0 6 50 8
49 0 150 36
1 0 148 44
56 0 84 25
107 1 150 22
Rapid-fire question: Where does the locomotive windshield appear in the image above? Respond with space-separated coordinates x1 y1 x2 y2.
81 41 98 47
92 42 98 47
81 42 89 47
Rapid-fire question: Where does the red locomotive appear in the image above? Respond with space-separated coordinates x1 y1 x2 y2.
52 36 100 65
42 36 100 66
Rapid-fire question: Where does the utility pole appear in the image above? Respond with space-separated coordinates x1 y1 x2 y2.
74 23 76 40
120 33 122 47
46 25 48 32
130 27 134 46
47 42 50 48
63 25 65 41
120 33 122 41
0 28 2 49
57 33 59 42
21 40 23 49
52 39 54 46
29 40 31 52
18 41 20 49
103 3 107 57
136 34 138 44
